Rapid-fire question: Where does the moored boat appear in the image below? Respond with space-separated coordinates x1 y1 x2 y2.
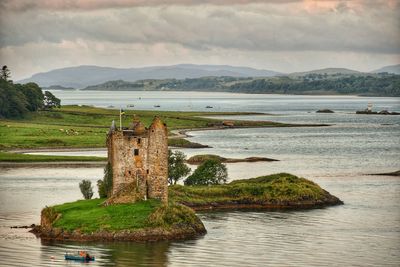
65 251 95 261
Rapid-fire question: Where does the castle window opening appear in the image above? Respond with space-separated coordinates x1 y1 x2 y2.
138 138 141 144
134 149 139 156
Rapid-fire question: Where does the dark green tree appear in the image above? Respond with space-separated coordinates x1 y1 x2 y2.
1 65 11 82
0 79 28 118
97 179 107 198
79 179 94 199
103 162 113 197
43 90 61 109
17 83 44 111
168 150 191 185
184 159 228 186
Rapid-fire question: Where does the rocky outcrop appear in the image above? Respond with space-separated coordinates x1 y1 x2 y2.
186 154 279 165
316 109 334 113
40 207 61 229
179 191 343 211
30 224 206 242
356 110 400 115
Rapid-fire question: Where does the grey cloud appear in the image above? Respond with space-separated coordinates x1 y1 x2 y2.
0 1 400 59
0 0 300 12
1 4 398 54
1 0 399 12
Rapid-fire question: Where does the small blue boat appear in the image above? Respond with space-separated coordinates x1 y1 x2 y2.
65 251 95 262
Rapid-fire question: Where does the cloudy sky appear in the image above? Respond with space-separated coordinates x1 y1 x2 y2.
0 0 399 80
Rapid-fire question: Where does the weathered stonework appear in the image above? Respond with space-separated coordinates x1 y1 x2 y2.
106 116 168 203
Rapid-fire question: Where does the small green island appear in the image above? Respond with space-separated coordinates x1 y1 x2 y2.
32 173 342 242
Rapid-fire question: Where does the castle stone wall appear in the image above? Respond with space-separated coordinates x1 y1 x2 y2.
147 118 169 202
106 117 168 203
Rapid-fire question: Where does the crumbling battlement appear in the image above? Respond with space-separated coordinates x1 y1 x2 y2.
106 116 168 203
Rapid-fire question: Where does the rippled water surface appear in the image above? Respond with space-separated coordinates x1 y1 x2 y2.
1 92 399 266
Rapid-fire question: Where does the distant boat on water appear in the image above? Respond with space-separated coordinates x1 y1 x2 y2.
127 104 135 107
206 106 213 109
154 105 161 108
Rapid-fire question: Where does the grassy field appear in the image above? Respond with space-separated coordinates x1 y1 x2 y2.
169 173 337 205
46 198 202 234
0 151 105 162
0 105 297 150
51 199 157 232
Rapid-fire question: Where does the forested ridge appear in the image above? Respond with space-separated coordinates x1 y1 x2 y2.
228 74 400 96
82 73 400 96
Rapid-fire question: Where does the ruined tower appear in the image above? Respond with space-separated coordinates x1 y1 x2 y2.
106 116 168 203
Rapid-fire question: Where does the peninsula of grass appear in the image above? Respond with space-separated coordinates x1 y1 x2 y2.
186 154 278 165
0 105 326 150
32 199 206 242
169 173 343 210
0 151 106 162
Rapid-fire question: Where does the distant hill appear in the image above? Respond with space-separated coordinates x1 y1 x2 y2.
18 64 280 89
289 68 362 77
42 85 75 90
82 74 400 97
372 64 400 74
82 77 243 91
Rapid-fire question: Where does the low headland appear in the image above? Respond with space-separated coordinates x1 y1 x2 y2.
369 170 400 176
186 154 278 165
0 105 328 164
356 110 400 115
31 173 343 242
0 105 314 150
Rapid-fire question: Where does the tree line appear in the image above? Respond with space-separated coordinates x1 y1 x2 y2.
82 74 400 96
0 66 61 118
228 74 400 96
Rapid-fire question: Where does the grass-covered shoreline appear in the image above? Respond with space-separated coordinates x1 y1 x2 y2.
0 151 106 162
0 105 325 150
186 154 278 165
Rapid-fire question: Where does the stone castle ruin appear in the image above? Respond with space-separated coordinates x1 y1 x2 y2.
106 116 168 203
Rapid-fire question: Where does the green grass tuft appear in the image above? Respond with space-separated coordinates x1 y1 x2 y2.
147 204 202 228
48 198 201 233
